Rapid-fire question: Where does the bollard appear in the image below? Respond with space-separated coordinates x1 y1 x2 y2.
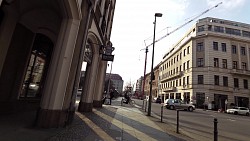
145 100 147 112
142 100 145 110
160 104 163 122
176 110 179 133
214 118 218 141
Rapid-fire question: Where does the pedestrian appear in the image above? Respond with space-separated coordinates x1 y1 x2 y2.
102 91 107 104
110 89 114 105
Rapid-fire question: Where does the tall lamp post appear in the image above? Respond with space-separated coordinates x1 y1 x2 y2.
148 13 162 116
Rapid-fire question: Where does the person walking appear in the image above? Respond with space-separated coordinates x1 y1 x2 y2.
109 89 114 105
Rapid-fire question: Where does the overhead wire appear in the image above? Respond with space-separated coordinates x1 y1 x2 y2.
144 2 223 48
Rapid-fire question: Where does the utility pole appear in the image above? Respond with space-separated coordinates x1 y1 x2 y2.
141 47 148 99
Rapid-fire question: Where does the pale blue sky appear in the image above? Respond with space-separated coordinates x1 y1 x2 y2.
109 0 250 87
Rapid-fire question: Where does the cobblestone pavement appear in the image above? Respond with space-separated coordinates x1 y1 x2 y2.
0 97 195 141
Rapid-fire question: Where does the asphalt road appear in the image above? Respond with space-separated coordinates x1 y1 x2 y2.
133 99 250 141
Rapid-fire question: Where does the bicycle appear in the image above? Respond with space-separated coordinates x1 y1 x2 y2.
121 98 135 106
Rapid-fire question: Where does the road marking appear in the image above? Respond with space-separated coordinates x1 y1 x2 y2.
227 119 235 121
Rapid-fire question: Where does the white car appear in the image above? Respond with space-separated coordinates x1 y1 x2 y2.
226 107 249 116
164 99 195 112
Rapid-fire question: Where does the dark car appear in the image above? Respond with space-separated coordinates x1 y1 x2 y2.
155 98 162 104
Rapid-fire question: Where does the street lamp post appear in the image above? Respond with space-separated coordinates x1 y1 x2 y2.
147 13 162 116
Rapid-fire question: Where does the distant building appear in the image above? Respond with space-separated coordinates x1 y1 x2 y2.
105 73 124 94
135 76 143 98
143 64 160 99
159 17 250 110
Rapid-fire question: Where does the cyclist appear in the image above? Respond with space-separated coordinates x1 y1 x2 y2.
124 92 130 104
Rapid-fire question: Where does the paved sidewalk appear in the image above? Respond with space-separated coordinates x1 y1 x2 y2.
0 97 191 141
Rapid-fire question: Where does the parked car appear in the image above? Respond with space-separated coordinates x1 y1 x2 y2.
164 99 195 112
226 107 249 116
155 97 162 104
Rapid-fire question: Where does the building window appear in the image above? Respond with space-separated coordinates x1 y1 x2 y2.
176 79 178 87
214 26 224 33
214 58 219 67
244 79 248 89
179 78 182 86
184 49 186 56
197 42 204 52
183 62 186 70
177 55 179 61
176 93 181 99
222 59 227 69
232 45 237 54
187 76 189 85
213 42 218 50
187 46 190 54
233 61 238 69
241 47 246 55
197 58 204 67
198 75 204 84
174 57 176 63
242 30 250 38
187 60 190 69
180 65 182 71
180 52 182 60
234 78 239 88
198 25 205 32
223 76 228 87
183 77 185 86
225 28 241 36
208 25 212 31
221 43 226 52
176 67 178 72
242 62 247 70
214 75 219 85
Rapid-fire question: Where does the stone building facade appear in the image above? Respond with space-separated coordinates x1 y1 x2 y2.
0 0 116 128
159 17 250 110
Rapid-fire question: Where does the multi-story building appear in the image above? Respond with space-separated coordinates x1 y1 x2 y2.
0 0 116 128
105 73 124 94
135 76 143 97
159 17 250 110
144 65 160 99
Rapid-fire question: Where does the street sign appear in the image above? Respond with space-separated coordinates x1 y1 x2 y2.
105 46 115 55
102 54 114 61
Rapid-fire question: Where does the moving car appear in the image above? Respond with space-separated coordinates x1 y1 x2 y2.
226 107 249 116
164 99 195 112
153 97 162 103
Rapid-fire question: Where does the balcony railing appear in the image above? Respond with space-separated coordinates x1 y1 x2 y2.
231 69 250 76
163 87 177 92
160 71 183 82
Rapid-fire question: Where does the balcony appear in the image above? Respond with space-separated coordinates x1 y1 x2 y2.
161 71 184 82
163 87 177 92
231 69 250 76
